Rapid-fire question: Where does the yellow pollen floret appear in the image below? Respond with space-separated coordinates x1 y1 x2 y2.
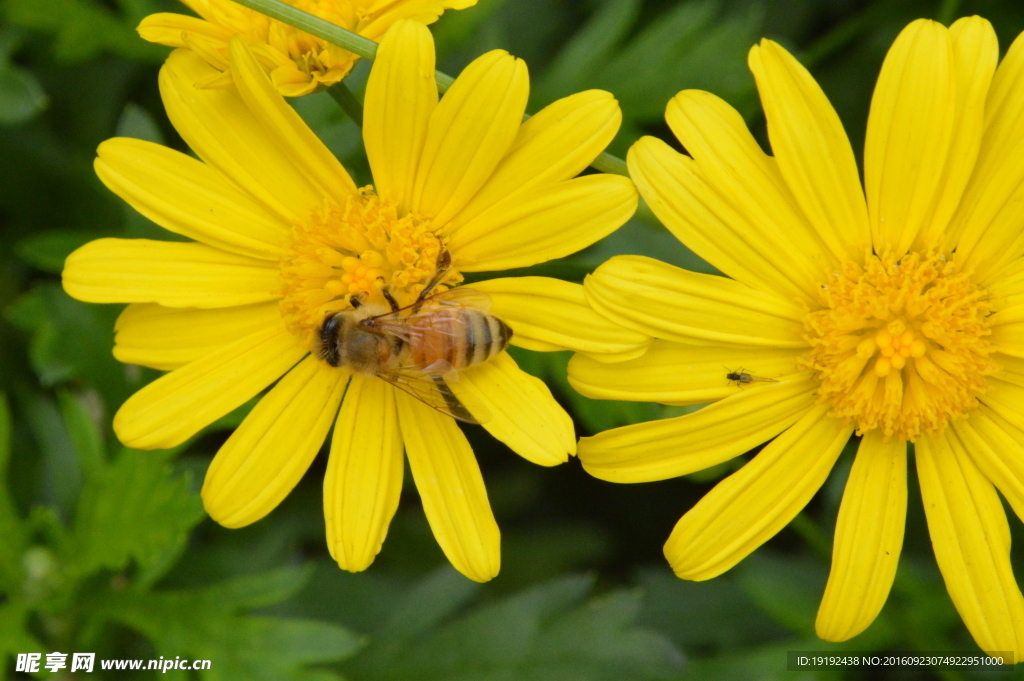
279 187 461 346
802 251 994 441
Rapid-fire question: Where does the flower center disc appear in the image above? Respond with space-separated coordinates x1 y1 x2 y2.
803 251 994 441
280 188 461 347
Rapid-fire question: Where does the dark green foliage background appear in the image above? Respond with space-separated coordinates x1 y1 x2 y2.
2 0 1024 679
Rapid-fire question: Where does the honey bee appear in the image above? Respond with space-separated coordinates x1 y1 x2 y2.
725 367 778 387
315 251 512 424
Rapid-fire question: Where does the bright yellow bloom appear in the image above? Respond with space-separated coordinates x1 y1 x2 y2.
571 17 1024 654
138 0 475 96
63 20 644 582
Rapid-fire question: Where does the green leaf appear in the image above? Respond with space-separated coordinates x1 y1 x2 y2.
56 389 105 478
72 447 204 576
22 393 82 522
5 0 169 63
349 573 682 681
735 552 827 636
99 567 364 681
115 101 164 144
0 394 26 593
0 58 47 127
14 230 99 274
3 283 132 407
0 601 45 681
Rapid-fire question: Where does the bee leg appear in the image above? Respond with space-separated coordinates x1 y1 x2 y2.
416 249 453 303
380 284 401 312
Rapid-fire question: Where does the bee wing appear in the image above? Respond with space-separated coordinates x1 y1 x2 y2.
367 289 490 345
378 368 492 425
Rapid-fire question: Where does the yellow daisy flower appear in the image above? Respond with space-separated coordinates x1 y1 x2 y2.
138 0 475 96
62 20 643 582
571 16 1024 653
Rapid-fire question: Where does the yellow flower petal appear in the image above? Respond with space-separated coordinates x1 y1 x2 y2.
228 37 357 204
412 49 528 227
358 0 477 39
396 390 500 582
584 255 807 347
325 374 404 572
577 373 818 483
449 351 574 467
627 136 806 303
956 409 1024 523
202 356 347 528
864 20 957 255
658 90 835 301
469 276 650 359
96 138 287 260
916 431 1024 657
917 16 998 249
979 378 1024 432
114 325 306 449
159 48 321 224
950 27 1024 275
137 12 234 47
664 405 852 580
450 90 622 231
816 431 906 642
364 20 437 215
451 174 637 272
568 340 803 405
114 302 282 370
994 352 1024 388
748 40 870 262
63 238 280 308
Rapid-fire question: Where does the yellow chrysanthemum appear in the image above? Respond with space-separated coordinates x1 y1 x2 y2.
62 20 644 582
138 0 475 96
571 17 1024 654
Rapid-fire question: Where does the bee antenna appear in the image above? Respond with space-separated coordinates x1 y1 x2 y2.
381 285 400 312
349 295 363 309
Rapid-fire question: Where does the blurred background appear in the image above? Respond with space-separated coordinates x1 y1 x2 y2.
3 0 1024 678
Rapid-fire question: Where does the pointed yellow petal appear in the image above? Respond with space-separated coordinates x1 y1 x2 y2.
358 0 477 39
228 37 357 203
325 375 404 572
137 12 234 48
627 136 806 303
114 302 282 370
568 339 803 405
159 48 321 224
864 20 957 254
96 138 287 260
452 174 637 272
412 49 528 227
748 40 870 261
916 431 1024 657
917 16 998 249
979 378 1024 431
114 325 306 449
469 276 650 359
659 90 835 301
203 357 347 527
956 410 1024 524
585 255 807 347
664 405 852 580
449 352 574 467
396 391 500 582
63 238 281 308
577 374 818 483
816 431 906 642
450 90 622 231
364 20 437 214
951 27 1024 279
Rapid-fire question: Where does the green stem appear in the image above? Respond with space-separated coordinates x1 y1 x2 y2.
936 0 961 25
327 82 363 127
228 0 632 180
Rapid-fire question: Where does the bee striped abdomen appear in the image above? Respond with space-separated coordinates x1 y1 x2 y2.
409 309 513 371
